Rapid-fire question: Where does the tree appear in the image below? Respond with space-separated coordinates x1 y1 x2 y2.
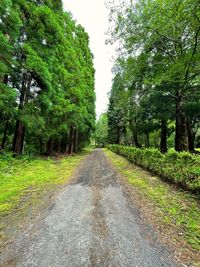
108 70 129 145
0 0 95 155
108 0 200 151
185 96 200 152
94 113 108 147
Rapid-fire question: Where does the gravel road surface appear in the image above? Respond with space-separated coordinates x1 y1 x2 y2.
1 149 177 267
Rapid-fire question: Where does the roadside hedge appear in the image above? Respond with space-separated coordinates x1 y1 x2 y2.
107 145 200 193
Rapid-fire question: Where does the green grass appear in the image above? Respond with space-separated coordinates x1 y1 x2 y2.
0 150 90 215
104 149 200 250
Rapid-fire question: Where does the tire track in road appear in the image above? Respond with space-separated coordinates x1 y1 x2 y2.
1 149 177 267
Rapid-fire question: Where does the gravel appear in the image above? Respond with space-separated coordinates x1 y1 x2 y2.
1 149 177 267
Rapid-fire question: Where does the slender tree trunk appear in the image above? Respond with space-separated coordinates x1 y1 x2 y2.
160 118 168 153
132 131 141 148
71 139 75 154
1 76 9 149
175 97 188 152
117 126 120 144
64 134 69 154
65 143 69 154
145 132 150 148
186 117 195 152
13 119 26 155
13 120 25 154
73 130 78 153
12 74 31 155
68 127 74 154
60 137 66 153
47 138 53 154
2 120 9 149
56 140 61 154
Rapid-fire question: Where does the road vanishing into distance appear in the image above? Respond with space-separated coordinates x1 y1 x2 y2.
1 149 177 267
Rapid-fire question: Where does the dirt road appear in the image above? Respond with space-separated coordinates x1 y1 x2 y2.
1 149 177 267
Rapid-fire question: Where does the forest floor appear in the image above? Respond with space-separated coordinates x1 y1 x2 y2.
0 149 200 267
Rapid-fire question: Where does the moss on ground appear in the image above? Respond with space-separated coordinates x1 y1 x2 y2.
0 150 90 216
104 149 200 251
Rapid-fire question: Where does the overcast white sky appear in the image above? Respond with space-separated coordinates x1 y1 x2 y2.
63 0 114 118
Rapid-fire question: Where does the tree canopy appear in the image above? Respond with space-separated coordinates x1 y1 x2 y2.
107 0 200 152
0 0 95 155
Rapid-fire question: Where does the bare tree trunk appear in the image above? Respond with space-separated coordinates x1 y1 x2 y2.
73 130 78 153
68 127 74 155
132 131 141 148
56 140 61 154
1 76 9 149
65 144 69 154
175 97 188 152
13 120 25 154
13 74 31 155
160 118 168 153
186 117 195 152
145 132 150 148
47 138 53 154
2 120 9 149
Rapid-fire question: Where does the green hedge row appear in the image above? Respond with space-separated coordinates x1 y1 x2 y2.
107 145 200 193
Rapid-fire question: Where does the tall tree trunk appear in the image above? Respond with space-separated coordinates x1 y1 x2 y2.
2 120 9 149
65 143 69 154
64 134 69 154
73 130 78 153
1 76 9 149
175 97 188 152
132 131 141 148
47 138 53 154
68 127 74 155
160 118 168 153
117 126 121 144
56 140 61 154
13 120 25 154
145 132 150 148
186 117 195 152
12 73 31 155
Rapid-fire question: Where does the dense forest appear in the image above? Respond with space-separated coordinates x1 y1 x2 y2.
0 0 95 155
104 0 200 153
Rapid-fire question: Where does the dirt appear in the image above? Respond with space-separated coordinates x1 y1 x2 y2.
0 149 179 267
104 152 200 266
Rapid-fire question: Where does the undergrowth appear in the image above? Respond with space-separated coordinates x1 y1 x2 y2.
107 145 200 192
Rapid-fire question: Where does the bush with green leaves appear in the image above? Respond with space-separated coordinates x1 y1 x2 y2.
108 145 200 192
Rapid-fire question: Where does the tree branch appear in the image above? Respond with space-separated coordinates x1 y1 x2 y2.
153 28 183 55
184 25 200 83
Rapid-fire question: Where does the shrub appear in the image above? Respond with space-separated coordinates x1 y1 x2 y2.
108 145 200 192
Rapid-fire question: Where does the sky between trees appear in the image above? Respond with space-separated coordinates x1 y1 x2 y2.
63 0 116 118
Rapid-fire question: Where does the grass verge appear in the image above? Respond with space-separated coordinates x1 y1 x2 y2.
104 149 200 254
0 149 91 246
0 151 90 215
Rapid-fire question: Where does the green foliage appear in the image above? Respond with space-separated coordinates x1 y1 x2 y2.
108 71 129 144
107 0 200 152
108 145 200 192
0 0 95 154
94 113 108 147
